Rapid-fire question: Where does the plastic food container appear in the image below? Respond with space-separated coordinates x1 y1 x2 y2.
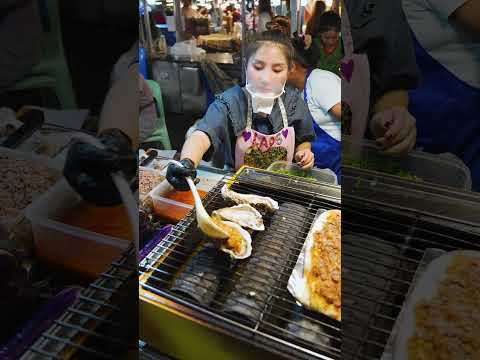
343 136 472 190
139 166 165 202
26 179 131 279
0 147 61 250
149 179 209 223
267 161 338 185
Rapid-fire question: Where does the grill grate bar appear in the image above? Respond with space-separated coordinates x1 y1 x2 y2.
148 245 311 289
40 334 116 359
76 295 121 312
88 284 123 294
65 306 126 329
343 262 412 287
28 347 63 359
260 321 342 354
142 271 342 337
53 320 131 347
340 194 480 359
342 289 402 311
140 170 341 360
97 272 131 282
21 247 137 360
342 237 422 266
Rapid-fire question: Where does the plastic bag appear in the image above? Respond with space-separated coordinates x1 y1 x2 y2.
169 40 206 60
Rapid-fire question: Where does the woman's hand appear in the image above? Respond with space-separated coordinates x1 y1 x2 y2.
370 107 417 156
294 149 315 170
166 158 197 191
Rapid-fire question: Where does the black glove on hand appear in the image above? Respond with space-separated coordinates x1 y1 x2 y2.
63 129 136 206
166 158 197 191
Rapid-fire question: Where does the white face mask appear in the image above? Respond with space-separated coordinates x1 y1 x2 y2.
245 79 286 115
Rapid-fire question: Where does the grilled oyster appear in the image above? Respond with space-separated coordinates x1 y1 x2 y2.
211 218 252 259
221 185 279 212
212 204 265 231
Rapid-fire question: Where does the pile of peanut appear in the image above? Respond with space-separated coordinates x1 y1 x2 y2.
139 169 164 195
0 155 59 218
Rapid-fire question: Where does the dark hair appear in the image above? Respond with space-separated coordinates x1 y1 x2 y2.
318 11 341 33
313 0 326 16
266 16 291 36
305 1 326 36
291 37 311 69
257 0 273 18
245 30 294 69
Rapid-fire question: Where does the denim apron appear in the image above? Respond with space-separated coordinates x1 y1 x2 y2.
409 34 480 191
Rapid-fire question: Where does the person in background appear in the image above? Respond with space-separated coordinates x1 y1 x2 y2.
210 0 223 28
198 6 209 18
402 0 480 190
256 0 274 33
305 1 326 37
166 31 316 191
0 0 42 94
181 0 199 38
151 4 167 26
181 0 198 19
288 42 341 178
344 0 420 156
305 11 343 75
111 42 162 149
266 16 291 36
232 5 241 22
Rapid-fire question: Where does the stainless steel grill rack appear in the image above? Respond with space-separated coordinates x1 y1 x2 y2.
140 167 341 360
21 246 137 360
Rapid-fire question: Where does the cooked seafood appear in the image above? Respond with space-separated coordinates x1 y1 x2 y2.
212 204 265 231
306 210 341 320
211 218 252 259
394 251 480 360
288 209 341 321
221 184 279 212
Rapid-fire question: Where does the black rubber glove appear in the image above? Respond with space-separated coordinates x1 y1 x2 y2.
63 129 136 206
166 158 197 191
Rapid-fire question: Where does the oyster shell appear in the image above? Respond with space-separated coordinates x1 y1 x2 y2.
221 185 279 212
212 204 265 231
211 219 252 259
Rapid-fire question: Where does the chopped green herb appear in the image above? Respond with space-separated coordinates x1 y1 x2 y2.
244 147 288 169
343 156 422 181
273 169 318 182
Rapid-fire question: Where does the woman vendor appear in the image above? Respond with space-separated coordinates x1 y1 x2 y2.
166 31 316 191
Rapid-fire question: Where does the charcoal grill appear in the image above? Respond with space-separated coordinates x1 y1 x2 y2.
139 167 341 360
341 170 480 360
21 246 138 360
